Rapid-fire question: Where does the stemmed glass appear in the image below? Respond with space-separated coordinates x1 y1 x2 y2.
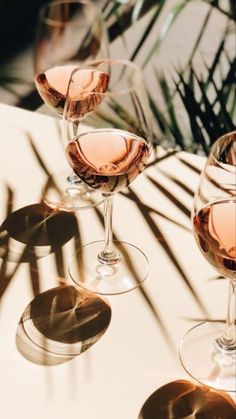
180 131 236 392
63 59 153 294
34 0 108 211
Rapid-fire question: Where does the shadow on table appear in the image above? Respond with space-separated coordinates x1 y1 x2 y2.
28 129 211 353
0 134 211 361
0 202 78 263
138 379 236 418
0 201 81 299
16 284 111 366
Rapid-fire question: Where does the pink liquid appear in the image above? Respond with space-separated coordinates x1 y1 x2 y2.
193 199 236 280
35 65 109 116
66 129 151 193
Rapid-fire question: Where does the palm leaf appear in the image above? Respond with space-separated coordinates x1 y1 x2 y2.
148 3 235 153
106 0 157 43
141 0 189 67
130 1 165 62
156 72 185 149
203 0 236 19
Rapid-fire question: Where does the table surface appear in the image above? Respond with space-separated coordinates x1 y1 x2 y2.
0 103 235 418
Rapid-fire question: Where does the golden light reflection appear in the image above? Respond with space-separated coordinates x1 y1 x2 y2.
16 285 111 366
138 380 236 418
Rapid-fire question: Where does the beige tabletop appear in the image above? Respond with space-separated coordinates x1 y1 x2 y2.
0 103 235 418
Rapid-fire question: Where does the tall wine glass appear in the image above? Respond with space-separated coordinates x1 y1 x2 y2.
34 0 109 211
63 59 153 294
180 131 236 392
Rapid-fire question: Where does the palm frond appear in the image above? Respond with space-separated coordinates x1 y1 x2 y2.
203 0 236 19
106 0 157 43
141 0 189 67
130 1 165 62
151 47 235 154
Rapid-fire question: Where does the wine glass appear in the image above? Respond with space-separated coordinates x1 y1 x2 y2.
180 131 236 392
63 59 153 294
34 0 109 211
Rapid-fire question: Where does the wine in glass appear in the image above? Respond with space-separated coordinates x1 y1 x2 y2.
63 59 153 294
180 131 236 392
34 0 109 211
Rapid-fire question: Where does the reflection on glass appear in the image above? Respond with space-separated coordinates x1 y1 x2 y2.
34 0 108 211
64 59 153 295
180 131 236 392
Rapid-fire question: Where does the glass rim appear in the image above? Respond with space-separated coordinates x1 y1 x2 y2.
69 59 145 96
211 130 236 171
39 0 98 27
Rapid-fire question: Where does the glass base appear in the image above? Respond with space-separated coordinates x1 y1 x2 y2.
179 321 236 392
68 240 149 295
42 167 103 212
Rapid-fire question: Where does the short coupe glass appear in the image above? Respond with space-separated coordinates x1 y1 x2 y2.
63 59 153 294
34 0 108 211
180 131 236 392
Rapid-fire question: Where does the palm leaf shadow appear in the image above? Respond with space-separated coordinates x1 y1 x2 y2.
27 133 51 178
25 130 85 291
53 213 83 286
1 214 64 298
0 185 15 300
0 127 80 301
28 249 40 297
26 132 64 197
71 216 85 286
93 202 176 352
147 175 191 219
177 155 202 175
125 181 209 317
185 317 227 323
156 168 195 198
121 191 191 233
54 246 66 281
0 190 42 300
147 150 178 168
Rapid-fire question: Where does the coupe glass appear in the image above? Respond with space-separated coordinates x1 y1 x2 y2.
63 59 153 294
180 131 236 392
34 0 108 211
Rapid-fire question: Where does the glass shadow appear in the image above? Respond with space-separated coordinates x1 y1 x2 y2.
138 379 236 418
0 203 78 262
16 285 111 366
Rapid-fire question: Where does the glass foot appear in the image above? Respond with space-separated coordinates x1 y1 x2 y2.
179 321 236 392
42 167 103 212
68 240 149 295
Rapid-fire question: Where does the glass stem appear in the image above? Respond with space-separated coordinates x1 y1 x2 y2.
98 193 120 265
216 280 236 352
65 117 83 185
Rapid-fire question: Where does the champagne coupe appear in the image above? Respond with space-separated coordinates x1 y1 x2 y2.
34 0 109 211
180 131 236 392
63 59 153 294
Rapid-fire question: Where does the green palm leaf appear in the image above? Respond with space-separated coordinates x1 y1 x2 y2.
141 0 189 67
